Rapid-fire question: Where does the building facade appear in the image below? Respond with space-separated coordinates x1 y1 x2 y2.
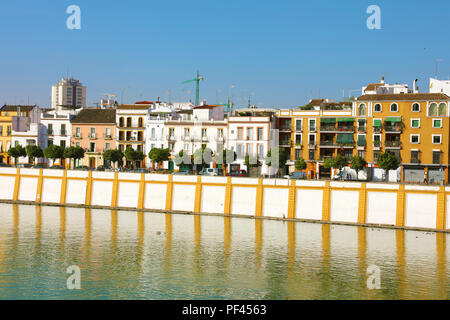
71 109 116 168
51 77 86 109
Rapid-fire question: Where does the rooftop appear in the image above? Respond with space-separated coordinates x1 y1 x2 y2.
1 105 38 112
71 109 116 124
117 104 152 110
357 93 450 101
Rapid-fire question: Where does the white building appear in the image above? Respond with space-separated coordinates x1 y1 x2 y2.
40 105 79 151
430 78 450 96
116 103 153 167
362 77 411 95
227 110 277 176
51 77 86 109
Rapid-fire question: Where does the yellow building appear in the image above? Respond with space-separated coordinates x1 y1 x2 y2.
276 93 450 183
0 105 36 165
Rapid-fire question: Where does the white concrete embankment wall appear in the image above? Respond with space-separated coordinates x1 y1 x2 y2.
0 168 448 232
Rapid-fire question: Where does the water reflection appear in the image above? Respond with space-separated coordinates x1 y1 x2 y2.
0 203 448 300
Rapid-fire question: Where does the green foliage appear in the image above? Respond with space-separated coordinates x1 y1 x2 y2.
350 156 367 172
103 149 124 166
265 147 288 169
8 145 26 165
44 145 64 164
26 145 44 159
376 152 400 172
323 155 348 170
294 158 307 171
148 148 170 164
323 157 334 170
300 104 314 110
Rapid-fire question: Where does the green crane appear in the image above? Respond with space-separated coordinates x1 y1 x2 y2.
181 71 204 106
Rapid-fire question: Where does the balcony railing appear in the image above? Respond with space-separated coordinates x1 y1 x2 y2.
279 140 291 147
385 141 401 148
373 127 382 133
279 126 291 131
357 126 367 133
48 130 53 135
104 134 113 139
384 125 402 133
295 126 302 132
373 140 381 148
319 125 336 132
60 130 67 136
336 125 355 132
411 158 420 164
89 133 97 139
319 140 334 146
73 133 81 138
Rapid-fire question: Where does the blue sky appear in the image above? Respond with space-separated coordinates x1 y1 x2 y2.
0 0 449 108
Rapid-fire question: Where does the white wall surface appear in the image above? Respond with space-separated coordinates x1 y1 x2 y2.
262 188 289 218
296 189 323 221
172 184 195 212
66 179 87 204
91 181 113 206
18 177 38 202
117 182 140 208
0 176 15 200
405 193 437 229
231 186 256 215
144 183 167 210
366 192 397 225
201 185 226 214
41 179 62 203
330 190 359 223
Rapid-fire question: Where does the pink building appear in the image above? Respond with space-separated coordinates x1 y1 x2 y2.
71 109 116 168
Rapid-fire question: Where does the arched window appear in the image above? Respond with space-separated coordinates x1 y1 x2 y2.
438 103 447 116
119 117 124 127
390 103 398 112
374 103 382 112
411 103 420 112
138 117 143 127
126 117 132 127
429 103 438 116
358 104 366 116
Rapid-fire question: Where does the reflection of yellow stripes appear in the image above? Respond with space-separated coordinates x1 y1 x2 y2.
60 170 68 205
255 178 264 217
357 183 367 224
322 181 331 222
36 169 43 203
396 185 406 227
436 186 446 230
111 172 119 208
13 168 20 201
85 171 93 206
165 175 173 211
137 173 145 210
224 177 232 215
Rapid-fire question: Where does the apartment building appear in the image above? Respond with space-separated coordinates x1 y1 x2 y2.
227 108 277 176
71 109 116 168
116 103 152 166
354 92 450 183
0 105 40 164
41 105 79 151
51 77 86 109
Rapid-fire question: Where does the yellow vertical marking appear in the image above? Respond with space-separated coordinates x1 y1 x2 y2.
111 172 119 208
288 180 296 219
395 230 407 298
85 171 93 206
35 169 44 203
194 176 202 213
165 175 174 211
59 170 68 205
138 173 146 210
396 184 406 227
255 178 264 217
357 183 367 224
322 181 331 222
224 177 232 215
436 233 447 299
436 186 446 230
13 168 20 201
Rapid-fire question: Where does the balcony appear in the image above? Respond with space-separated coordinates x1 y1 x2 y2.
373 140 381 149
167 135 175 141
308 143 316 149
336 125 355 132
411 158 420 164
319 125 336 133
384 125 402 133
201 136 209 142
73 133 81 138
279 140 291 147
294 142 302 149
295 126 302 132
47 130 54 135
373 127 382 133
89 133 97 139
60 130 67 136
357 126 367 133
104 134 113 139
279 126 291 132
385 141 401 149
216 136 225 142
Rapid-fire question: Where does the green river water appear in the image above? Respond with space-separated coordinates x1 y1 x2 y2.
0 203 448 299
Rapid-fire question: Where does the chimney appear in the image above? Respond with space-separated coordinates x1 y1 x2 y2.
380 76 385 84
413 79 419 93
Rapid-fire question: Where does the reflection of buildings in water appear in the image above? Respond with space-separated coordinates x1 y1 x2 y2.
164 214 173 271
254 219 263 270
136 211 145 274
395 229 407 299
436 233 447 300
59 207 66 249
35 206 42 249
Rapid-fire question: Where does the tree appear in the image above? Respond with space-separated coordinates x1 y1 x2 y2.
8 145 26 166
350 156 367 181
266 147 289 177
214 149 236 176
25 145 43 164
193 146 213 172
64 146 85 169
44 145 64 166
323 155 347 180
148 148 171 170
376 152 400 181
295 158 307 171
103 149 124 168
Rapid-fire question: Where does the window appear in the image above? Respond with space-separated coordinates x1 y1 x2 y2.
184 143 189 151
237 127 243 140
309 119 316 132
358 150 365 159
119 117 124 127
411 150 419 163
433 119 442 128
90 142 95 152
358 104 366 116
202 128 207 137
257 144 264 158
390 103 398 112
218 128 223 138
411 103 420 112
438 103 447 116
75 127 81 137
411 119 420 128
308 149 315 161
106 128 111 137
295 134 302 145
257 128 263 140
169 128 174 137
61 124 66 135
247 128 253 140
295 119 302 131
126 117 132 127
48 124 53 135
373 134 381 147
0 126 2 136
60 140 66 148
76 142 81 147
429 103 438 116
373 150 380 162
410 134 420 144
138 117 143 128
308 134 316 145
90 128 95 138
433 151 441 164
105 143 110 150
184 128 189 138
432 135 442 144
295 149 301 160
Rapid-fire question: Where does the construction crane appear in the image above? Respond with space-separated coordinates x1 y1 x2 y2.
181 71 204 106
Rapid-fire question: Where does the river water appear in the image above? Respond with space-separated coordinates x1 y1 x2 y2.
0 203 448 299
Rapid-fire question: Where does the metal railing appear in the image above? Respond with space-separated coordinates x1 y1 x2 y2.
385 141 401 148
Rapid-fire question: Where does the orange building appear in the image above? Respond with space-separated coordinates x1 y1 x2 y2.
70 109 116 168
